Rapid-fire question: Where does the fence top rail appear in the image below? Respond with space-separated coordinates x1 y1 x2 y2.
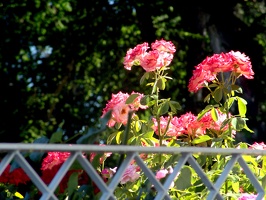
0 143 265 155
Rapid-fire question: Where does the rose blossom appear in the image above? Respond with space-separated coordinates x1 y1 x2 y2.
120 165 140 184
102 91 147 127
155 169 168 180
249 142 266 150
0 164 30 185
123 42 149 70
199 108 236 137
152 112 206 138
151 39 176 54
123 39 176 72
238 193 263 200
152 116 179 137
102 165 140 184
188 51 254 93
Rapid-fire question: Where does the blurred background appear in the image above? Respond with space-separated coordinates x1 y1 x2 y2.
1 0 266 143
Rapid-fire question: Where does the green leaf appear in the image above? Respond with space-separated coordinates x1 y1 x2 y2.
116 131 122 144
107 132 117 144
175 166 192 190
261 175 266 190
231 181 239 193
203 93 211 103
197 105 214 120
14 192 24 199
142 130 154 139
67 172 79 197
126 93 140 104
140 72 149 85
191 135 212 144
243 124 254 133
213 87 223 102
157 102 169 116
231 84 242 93
140 95 150 106
211 107 218 121
237 97 247 117
49 130 63 143
99 109 112 129
134 120 142 132
157 77 166 90
231 117 246 131
227 97 236 109
169 100 182 113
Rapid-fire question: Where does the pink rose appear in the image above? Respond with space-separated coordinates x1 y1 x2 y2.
151 39 176 54
102 91 147 127
120 165 140 184
238 193 263 200
249 142 266 150
155 169 168 180
123 42 149 70
188 51 254 93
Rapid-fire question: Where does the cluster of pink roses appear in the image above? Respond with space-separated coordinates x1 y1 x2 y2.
188 51 254 92
152 109 235 138
123 39 176 72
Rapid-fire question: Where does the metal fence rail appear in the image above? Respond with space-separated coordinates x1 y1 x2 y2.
0 143 265 200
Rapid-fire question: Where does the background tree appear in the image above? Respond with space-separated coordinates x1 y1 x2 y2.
1 0 266 143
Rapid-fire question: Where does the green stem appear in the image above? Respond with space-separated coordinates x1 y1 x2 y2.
117 111 133 170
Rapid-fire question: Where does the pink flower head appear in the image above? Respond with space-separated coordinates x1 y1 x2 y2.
249 142 266 150
188 51 254 93
41 152 71 171
101 168 115 179
102 91 147 127
155 169 168 180
151 39 176 54
238 193 263 200
120 165 140 184
152 112 206 138
124 39 176 72
176 112 206 136
123 42 149 70
227 51 254 79
199 108 236 137
152 116 179 137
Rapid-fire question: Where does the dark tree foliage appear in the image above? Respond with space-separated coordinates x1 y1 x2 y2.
1 0 266 143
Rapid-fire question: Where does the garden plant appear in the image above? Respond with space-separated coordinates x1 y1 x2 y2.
0 39 265 200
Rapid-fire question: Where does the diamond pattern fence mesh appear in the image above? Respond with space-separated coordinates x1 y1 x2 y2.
0 143 265 200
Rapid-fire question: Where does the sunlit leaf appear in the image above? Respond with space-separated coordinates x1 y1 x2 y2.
126 93 140 104
197 105 214 120
192 135 212 144
231 117 246 131
211 107 218 121
237 97 247 117
157 78 166 90
116 131 122 144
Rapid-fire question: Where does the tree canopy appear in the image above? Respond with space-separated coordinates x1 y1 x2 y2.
1 0 266 143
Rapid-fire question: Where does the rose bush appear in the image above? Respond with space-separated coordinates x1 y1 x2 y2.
0 39 265 200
